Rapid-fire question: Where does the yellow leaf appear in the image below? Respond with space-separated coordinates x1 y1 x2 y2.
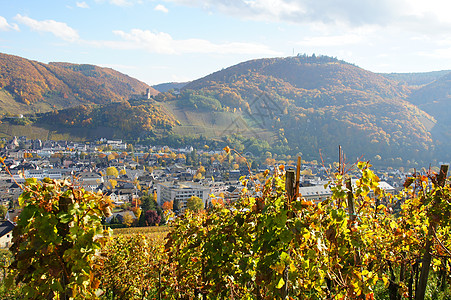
382 276 389 286
276 277 285 289
390 221 397 230
289 262 296 273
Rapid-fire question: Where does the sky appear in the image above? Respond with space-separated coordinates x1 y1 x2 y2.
1 0 451 85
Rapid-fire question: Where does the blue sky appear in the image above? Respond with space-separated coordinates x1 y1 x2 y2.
1 0 451 85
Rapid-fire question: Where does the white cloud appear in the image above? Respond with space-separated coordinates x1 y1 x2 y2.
0 16 19 31
110 0 133 6
94 0 133 6
109 29 280 55
168 0 451 33
403 0 451 24
168 0 394 26
14 14 79 42
154 4 169 13
76 2 90 8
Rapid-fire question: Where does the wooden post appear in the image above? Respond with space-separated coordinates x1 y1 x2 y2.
295 156 301 198
346 179 356 222
283 169 295 299
416 164 448 300
286 170 295 204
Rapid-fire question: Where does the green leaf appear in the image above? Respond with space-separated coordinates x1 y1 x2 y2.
274 213 287 228
18 206 37 226
57 212 72 223
4 273 15 290
279 229 293 243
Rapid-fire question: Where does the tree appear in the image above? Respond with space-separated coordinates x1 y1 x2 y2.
141 210 161 226
300 169 313 176
132 207 142 221
8 177 112 299
106 166 119 178
186 196 203 213
109 179 118 189
193 172 203 180
197 165 206 175
141 192 157 212
123 211 134 227
0 205 7 219
162 200 173 211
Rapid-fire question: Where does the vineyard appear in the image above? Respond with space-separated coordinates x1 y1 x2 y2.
2 160 451 299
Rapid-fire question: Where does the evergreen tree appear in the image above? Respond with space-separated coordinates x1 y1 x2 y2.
140 192 157 212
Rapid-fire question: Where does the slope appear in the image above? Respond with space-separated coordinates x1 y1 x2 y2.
0 52 158 114
407 73 451 158
408 72 451 124
381 70 451 86
179 55 436 163
153 82 188 93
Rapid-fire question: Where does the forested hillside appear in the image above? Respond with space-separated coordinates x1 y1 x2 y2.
34 100 179 140
0 53 158 114
408 72 451 125
152 81 188 93
381 70 451 86
171 55 438 164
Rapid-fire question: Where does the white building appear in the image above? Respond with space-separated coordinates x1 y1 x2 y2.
299 185 332 203
299 179 395 203
12 169 63 183
157 181 210 212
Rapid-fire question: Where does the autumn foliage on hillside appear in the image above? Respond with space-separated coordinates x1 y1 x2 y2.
0 53 157 107
177 55 436 163
36 100 178 138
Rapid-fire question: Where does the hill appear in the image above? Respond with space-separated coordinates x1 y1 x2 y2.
0 52 158 114
153 82 188 93
29 99 178 140
381 70 451 86
408 72 451 123
406 73 451 156
176 55 435 164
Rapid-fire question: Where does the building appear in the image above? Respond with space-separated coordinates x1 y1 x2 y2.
12 169 63 183
299 179 395 203
157 181 210 212
0 220 15 248
299 185 332 203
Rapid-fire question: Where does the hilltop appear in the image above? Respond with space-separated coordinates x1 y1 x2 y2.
152 82 188 93
0 52 158 114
